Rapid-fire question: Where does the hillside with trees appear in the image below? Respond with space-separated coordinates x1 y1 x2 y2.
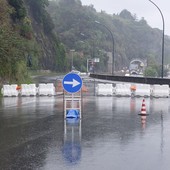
48 0 170 76
1 0 170 86
0 0 66 85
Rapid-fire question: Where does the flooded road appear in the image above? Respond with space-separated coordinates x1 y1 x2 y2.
0 96 170 170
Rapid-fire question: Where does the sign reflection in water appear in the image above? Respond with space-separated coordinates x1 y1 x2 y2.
62 119 82 165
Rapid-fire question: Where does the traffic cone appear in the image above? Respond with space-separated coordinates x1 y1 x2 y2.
138 98 149 116
141 99 146 115
140 99 147 127
138 99 148 127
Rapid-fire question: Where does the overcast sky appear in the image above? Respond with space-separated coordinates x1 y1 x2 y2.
81 0 170 36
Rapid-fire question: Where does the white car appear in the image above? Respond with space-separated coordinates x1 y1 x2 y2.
71 70 80 75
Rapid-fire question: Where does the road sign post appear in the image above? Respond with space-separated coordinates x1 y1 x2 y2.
62 73 82 93
62 73 83 119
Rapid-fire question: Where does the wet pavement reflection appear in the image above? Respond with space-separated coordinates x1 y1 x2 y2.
0 96 170 170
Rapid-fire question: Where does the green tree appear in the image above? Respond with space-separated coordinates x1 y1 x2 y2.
8 0 26 20
144 67 158 77
0 0 39 84
28 0 49 22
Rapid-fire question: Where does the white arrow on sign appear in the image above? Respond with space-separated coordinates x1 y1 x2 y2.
64 79 80 88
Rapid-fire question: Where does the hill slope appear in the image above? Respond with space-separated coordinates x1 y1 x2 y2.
48 0 170 74
0 0 67 85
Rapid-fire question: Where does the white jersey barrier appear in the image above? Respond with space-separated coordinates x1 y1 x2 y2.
1 84 18 97
151 85 169 98
21 84 37 96
115 83 131 96
96 83 113 96
134 84 151 97
1 83 170 98
38 83 55 96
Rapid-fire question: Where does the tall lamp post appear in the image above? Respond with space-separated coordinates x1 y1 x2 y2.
70 49 75 71
95 21 115 75
80 33 95 73
148 0 165 78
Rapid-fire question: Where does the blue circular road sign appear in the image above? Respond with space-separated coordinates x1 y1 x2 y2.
62 73 83 93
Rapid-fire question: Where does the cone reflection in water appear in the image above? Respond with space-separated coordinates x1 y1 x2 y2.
141 118 146 129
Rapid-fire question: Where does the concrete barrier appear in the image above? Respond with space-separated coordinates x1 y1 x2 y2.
151 85 169 98
134 84 151 97
96 83 113 96
1 84 18 97
38 83 55 96
20 84 37 96
115 83 131 96
46 83 55 96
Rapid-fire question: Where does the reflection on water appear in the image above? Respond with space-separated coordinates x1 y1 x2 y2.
0 96 170 170
62 119 82 165
160 112 164 153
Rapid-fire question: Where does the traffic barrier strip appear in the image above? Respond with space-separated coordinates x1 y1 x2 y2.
1 83 170 98
1 83 55 97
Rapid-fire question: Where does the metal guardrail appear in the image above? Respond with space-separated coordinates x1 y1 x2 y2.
90 73 170 86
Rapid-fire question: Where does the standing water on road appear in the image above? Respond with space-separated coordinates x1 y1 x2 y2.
0 96 170 170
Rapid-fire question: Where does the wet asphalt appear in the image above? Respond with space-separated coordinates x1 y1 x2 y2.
0 75 170 170
0 95 170 170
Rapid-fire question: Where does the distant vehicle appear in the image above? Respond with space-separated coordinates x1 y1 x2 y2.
125 73 143 77
125 73 130 76
70 70 88 76
71 69 80 75
130 73 143 77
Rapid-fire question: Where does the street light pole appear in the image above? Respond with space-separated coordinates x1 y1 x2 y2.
148 0 165 78
95 21 115 75
80 32 95 73
70 49 75 71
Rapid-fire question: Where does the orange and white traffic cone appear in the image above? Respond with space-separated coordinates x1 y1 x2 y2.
141 99 146 115
139 99 148 125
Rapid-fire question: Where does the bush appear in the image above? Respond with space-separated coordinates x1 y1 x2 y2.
144 67 158 77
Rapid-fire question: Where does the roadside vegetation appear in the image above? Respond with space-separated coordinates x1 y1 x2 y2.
1 0 170 87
